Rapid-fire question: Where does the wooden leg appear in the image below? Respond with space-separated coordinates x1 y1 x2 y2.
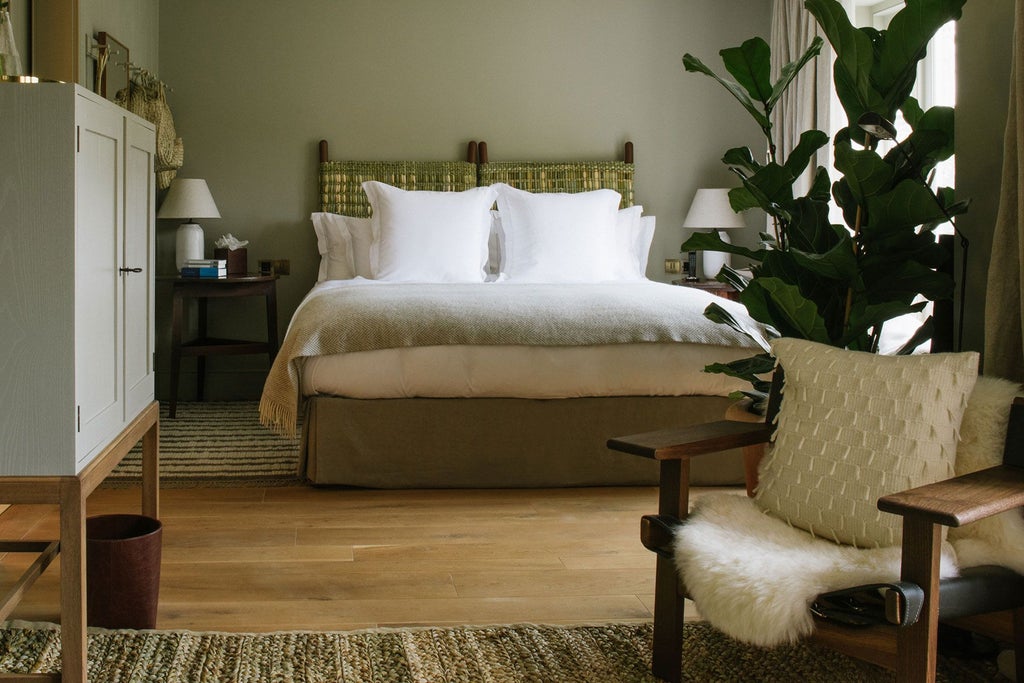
896 516 942 683
169 290 184 419
265 280 279 362
741 443 764 497
197 298 208 401
59 478 87 683
1013 606 1024 683
141 415 160 519
650 458 689 683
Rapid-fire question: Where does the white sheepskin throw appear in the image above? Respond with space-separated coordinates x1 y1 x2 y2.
948 376 1024 572
674 492 958 647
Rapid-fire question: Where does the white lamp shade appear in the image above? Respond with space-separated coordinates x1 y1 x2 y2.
682 188 746 229
158 178 221 220
683 188 745 279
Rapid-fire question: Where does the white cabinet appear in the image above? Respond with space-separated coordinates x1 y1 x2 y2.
0 84 156 475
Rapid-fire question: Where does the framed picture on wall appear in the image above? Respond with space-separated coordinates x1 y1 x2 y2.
96 31 128 102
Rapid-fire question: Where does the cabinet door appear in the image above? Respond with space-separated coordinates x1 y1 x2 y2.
74 95 124 467
123 117 156 418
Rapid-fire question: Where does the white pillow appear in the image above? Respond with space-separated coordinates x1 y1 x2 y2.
614 205 647 280
492 184 631 283
755 338 979 548
488 205 651 280
363 181 498 283
636 215 656 276
310 212 357 281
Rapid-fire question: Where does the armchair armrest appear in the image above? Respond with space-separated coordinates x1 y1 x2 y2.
607 421 773 461
877 465 1024 527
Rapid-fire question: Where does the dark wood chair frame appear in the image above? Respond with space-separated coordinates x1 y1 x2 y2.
608 375 1024 683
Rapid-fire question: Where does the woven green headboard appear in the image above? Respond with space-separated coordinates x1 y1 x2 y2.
317 140 635 214
319 160 479 217
477 161 634 209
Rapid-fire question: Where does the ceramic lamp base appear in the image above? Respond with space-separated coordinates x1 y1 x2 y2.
701 229 731 279
175 223 205 270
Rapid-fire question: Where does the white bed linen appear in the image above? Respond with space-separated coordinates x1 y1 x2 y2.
301 341 751 399
291 278 758 400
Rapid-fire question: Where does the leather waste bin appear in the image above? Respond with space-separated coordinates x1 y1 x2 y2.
86 514 162 629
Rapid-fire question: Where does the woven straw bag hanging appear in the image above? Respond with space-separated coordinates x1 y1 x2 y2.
117 80 184 190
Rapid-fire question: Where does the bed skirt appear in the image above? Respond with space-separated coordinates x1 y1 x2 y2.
301 394 745 488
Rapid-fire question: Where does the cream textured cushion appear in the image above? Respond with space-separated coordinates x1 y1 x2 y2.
948 376 1024 572
755 338 979 548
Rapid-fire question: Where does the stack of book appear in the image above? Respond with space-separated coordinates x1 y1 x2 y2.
180 259 227 278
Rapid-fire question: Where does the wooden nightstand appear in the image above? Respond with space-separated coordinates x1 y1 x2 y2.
167 274 279 418
671 278 740 301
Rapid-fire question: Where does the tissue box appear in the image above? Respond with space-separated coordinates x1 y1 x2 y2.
214 248 247 277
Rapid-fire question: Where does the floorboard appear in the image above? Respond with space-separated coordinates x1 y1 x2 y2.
0 484 719 632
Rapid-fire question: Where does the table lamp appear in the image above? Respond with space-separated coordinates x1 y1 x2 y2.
158 179 222 270
682 188 746 280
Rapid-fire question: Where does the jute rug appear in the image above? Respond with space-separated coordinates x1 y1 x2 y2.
0 621 1000 682
106 401 302 488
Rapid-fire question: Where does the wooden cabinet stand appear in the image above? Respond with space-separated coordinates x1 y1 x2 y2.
0 402 159 683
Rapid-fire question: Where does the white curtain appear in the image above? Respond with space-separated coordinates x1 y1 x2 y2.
769 0 832 192
984 1 1024 382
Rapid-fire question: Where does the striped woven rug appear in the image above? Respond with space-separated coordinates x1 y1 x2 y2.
107 401 302 488
0 621 999 682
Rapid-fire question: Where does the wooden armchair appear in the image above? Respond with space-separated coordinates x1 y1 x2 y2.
609 354 1024 683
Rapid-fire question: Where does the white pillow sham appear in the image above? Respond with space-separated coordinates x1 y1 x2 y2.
636 215 656 275
316 192 656 282
312 212 356 281
461 206 652 279
492 183 634 282
363 181 498 283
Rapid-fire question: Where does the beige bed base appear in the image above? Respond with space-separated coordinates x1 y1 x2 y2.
301 394 745 488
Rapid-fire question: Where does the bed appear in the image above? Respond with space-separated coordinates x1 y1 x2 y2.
259 140 764 488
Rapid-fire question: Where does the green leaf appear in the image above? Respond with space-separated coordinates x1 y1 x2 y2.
739 277 832 344
841 300 924 347
683 53 771 132
704 353 776 384
722 146 761 176
834 142 893 204
901 95 925 128
862 178 948 236
805 0 880 124
767 37 825 110
681 231 767 262
716 265 752 292
721 38 773 107
893 316 935 354
904 106 955 165
703 302 777 352
877 0 966 111
789 241 859 281
784 197 842 253
782 130 830 181
807 166 832 202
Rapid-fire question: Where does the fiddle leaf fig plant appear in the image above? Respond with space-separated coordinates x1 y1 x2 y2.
681 0 967 401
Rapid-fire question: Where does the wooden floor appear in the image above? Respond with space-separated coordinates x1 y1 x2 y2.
0 484 697 632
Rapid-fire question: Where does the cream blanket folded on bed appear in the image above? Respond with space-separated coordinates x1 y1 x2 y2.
259 280 761 435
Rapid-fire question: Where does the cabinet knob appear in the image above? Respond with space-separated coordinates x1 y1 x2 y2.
119 267 144 274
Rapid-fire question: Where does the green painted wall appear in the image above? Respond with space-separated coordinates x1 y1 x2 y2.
156 0 773 399
154 0 1016 398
